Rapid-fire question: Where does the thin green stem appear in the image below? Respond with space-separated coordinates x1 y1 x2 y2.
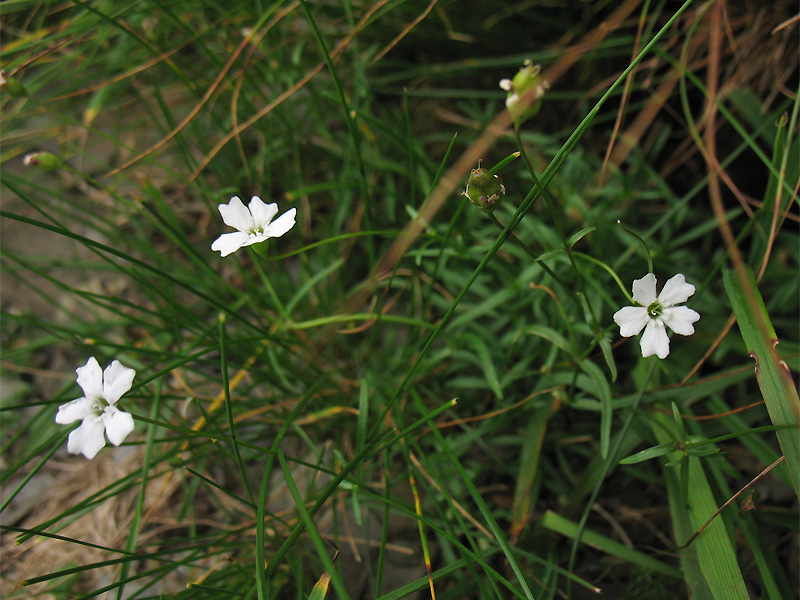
513 124 600 329
616 220 654 274
566 361 657 598
219 315 255 506
297 0 373 260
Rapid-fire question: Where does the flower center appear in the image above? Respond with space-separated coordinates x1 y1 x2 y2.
647 301 663 319
89 398 106 417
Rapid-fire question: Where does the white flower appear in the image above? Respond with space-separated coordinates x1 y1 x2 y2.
613 273 700 359
55 357 136 459
211 196 296 257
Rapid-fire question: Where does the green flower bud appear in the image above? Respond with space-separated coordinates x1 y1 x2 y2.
0 70 29 97
462 164 505 212
499 60 549 126
23 152 63 171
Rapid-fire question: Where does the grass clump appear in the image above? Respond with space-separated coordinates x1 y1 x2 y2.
1 1 798 599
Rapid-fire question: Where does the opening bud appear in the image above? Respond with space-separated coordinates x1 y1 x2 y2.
0 70 29 97
500 60 549 126
23 152 63 171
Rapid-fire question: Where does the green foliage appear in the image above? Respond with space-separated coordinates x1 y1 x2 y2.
1 0 798 599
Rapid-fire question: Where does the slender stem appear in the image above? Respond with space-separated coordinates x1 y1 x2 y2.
616 220 654 273
513 124 601 330
486 212 535 258
565 360 657 598
251 250 290 321
486 211 579 313
487 209 578 380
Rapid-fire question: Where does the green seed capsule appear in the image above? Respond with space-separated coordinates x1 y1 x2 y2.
462 166 505 212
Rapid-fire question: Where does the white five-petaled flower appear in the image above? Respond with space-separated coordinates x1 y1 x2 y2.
55 357 136 459
613 273 700 359
211 196 296 257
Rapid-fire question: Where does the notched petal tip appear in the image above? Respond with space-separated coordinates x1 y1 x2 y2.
103 361 136 405
640 320 670 359
218 196 254 232
658 273 696 307
56 398 93 424
212 231 250 256
76 357 103 399
264 207 296 238
613 306 650 337
67 417 106 459
104 408 135 446
248 197 278 228
662 306 700 336
631 273 658 306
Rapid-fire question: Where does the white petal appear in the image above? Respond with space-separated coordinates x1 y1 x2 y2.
631 273 658 306
218 196 254 233
662 306 700 335
103 407 135 446
640 320 670 359
658 274 695 307
212 231 250 256
263 207 296 238
506 93 520 109
67 416 106 459
248 197 279 230
56 397 94 424
499 79 512 91
613 306 650 337
102 360 135 405
76 357 103 400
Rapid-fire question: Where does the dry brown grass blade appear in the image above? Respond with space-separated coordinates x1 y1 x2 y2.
611 72 677 169
406 461 437 600
772 13 800 34
408 451 492 540
107 2 300 176
682 313 737 384
756 111 798 280
600 0 649 183
187 0 394 183
49 44 186 103
437 386 562 429
369 0 439 66
702 1 745 271
542 0 642 84
231 70 251 184
608 34 715 178
677 456 785 550
338 110 513 318
136 335 274 532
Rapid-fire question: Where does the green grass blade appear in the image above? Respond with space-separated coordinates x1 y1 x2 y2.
540 511 682 579
278 450 351 600
723 267 800 497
